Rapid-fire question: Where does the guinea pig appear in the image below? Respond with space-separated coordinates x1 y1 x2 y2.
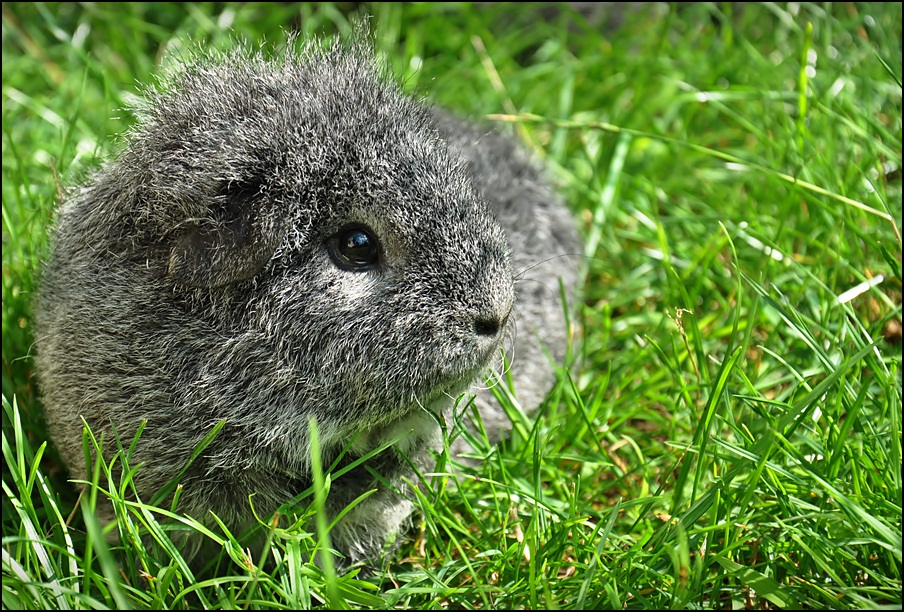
33 35 580 565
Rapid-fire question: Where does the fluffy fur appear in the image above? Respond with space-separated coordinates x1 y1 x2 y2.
33 36 580 565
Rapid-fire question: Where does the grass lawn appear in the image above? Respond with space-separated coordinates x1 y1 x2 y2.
2 2 901 609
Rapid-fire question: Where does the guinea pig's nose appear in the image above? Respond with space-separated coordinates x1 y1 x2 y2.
473 309 511 338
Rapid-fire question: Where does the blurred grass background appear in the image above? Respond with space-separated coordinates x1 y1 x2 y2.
2 2 902 609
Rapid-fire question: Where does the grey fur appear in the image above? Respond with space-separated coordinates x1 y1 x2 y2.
33 36 580 565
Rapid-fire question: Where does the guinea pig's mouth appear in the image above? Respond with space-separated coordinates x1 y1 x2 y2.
346 406 442 458
340 377 476 459
275 382 478 512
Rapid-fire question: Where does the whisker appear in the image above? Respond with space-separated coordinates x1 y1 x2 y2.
512 251 586 282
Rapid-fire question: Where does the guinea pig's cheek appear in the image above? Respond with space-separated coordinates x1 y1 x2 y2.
323 268 380 302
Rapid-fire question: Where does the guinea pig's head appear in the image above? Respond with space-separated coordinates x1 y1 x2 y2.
99 44 515 465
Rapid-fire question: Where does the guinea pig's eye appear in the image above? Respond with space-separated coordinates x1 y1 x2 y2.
326 225 381 271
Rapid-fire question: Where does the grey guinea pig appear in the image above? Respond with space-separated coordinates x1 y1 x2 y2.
33 35 580 565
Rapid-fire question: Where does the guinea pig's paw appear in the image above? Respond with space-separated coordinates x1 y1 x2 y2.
327 485 419 567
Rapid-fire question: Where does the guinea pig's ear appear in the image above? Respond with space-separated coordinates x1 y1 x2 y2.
167 182 285 288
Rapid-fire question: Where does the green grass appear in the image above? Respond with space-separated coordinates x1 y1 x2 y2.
2 2 901 609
